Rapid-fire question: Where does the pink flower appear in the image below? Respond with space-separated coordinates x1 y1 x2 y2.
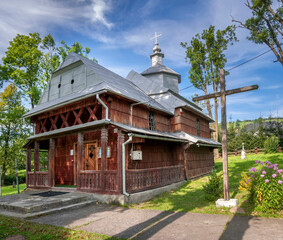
252 167 256 172
265 179 269 183
277 169 282 173
274 167 278 170
260 175 264 178
260 161 265 165
262 171 266 175
251 175 254 178
255 160 259 164
278 180 282 184
273 164 278 167
272 174 277 178
248 179 251 182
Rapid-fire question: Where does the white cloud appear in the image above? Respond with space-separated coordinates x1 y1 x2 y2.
90 0 113 29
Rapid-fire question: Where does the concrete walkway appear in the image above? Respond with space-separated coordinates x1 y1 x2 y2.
30 204 283 240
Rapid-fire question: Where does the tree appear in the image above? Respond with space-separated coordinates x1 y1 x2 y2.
0 33 96 108
0 33 43 108
232 0 283 66
181 25 237 157
0 84 27 185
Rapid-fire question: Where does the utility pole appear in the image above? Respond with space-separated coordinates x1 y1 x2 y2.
193 68 258 206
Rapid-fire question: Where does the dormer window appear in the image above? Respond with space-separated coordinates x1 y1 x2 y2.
149 111 156 131
71 79 74 84
58 84 61 88
196 118 200 136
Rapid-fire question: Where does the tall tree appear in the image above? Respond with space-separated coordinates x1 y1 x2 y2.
0 33 43 108
232 0 283 66
0 84 26 185
181 25 237 157
0 33 96 109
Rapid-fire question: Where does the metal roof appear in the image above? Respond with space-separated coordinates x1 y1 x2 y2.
141 63 181 83
24 53 172 118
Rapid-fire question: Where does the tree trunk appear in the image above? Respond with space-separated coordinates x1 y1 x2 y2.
203 88 213 118
213 97 220 159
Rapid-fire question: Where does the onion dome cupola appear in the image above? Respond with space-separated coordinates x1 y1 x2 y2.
141 33 181 94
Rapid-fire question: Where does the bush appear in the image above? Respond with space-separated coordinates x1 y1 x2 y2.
202 170 223 201
264 136 279 153
247 160 283 211
3 175 26 186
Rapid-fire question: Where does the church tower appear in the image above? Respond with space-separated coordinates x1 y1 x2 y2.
141 33 181 93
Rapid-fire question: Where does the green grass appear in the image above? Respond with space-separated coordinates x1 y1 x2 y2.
0 215 120 240
1 183 26 196
130 153 283 218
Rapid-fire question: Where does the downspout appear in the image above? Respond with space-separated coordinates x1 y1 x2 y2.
130 101 150 126
122 135 133 196
96 93 109 120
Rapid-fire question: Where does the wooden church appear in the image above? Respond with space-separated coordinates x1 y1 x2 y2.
23 39 220 202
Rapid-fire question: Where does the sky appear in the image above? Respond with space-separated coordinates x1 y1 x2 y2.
0 0 282 122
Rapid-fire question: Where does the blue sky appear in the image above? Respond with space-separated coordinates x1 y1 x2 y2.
0 0 282 121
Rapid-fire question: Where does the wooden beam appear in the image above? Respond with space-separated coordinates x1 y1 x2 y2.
101 127 108 190
49 138 55 187
220 69 230 201
117 130 124 194
34 141 39 187
77 132 84 189
192 85 259 102
182 142 191 180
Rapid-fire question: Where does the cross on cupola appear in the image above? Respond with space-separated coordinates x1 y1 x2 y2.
150 32 164 66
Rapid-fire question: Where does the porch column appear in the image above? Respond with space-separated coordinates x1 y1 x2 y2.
101 127 108 191
34 141 39 187
77 132 84 189
117 130 124 194
26 147 31 187
49 138 55 187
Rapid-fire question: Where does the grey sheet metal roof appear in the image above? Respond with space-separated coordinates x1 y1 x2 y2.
150 91 214 122
126 71 212 122
24 53 172 118
173 131 222 147
141 63 181 83
126 70 168 95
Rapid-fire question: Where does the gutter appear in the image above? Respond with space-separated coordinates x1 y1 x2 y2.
197 143 221 148
129 133 187 143
122 135 133 196
130 101 150 126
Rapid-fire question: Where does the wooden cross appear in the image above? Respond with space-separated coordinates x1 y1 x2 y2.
150 32 162 43
192 69 259 201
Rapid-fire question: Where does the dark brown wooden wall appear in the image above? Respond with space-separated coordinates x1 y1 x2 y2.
54 126 118 185
127 140 182 169
185 145 214 179
110 96 170 132
171 108 211 138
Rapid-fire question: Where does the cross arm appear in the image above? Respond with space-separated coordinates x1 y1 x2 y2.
192 85 259 102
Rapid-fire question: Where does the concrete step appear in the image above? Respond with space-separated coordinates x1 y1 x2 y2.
0 200 97 219
0 193 91 214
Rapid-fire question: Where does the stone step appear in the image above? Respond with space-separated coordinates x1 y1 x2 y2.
0 194 91 214
0 200 97 219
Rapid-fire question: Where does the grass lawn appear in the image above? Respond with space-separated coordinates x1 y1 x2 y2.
1 183 26 196
0 215 120 240
130 153 283 218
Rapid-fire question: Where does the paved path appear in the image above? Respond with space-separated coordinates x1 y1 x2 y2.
30 204 283 240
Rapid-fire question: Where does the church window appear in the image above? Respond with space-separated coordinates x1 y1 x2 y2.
196 118 200 136
149 111 156 131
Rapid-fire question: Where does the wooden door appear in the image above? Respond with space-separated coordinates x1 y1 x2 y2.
84 141 98 170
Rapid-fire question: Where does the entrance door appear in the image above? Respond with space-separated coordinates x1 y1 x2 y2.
84 141 98 170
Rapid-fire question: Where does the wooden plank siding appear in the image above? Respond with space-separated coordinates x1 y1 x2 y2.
171 108 211 138
185 145 214 179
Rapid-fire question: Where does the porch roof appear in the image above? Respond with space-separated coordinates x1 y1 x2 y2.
25 120 221 147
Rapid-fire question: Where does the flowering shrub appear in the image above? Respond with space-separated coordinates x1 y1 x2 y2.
245 160 283 211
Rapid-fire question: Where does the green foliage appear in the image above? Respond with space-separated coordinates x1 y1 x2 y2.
0 84 28 185
264 135 279 153
233 0 283 65
202 170 223 201
0 32 96 108
248 160 283 211
181 25 237 118
3 175 26 185
239 172 253 191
